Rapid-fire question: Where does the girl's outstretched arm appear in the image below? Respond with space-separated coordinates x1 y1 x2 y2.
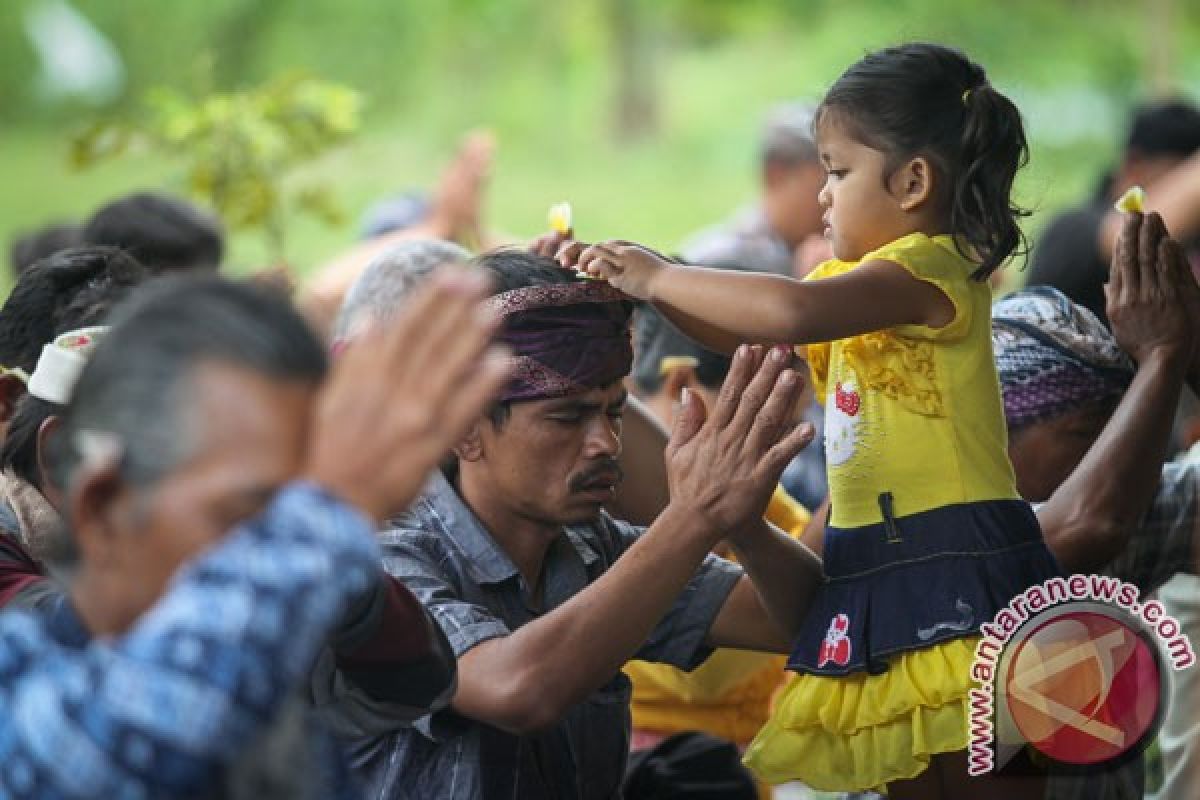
576 240 953 347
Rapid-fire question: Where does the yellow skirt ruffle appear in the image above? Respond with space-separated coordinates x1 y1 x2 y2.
743 636 979 794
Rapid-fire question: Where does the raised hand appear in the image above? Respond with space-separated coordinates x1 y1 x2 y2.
1106 211 1200 367
429 130 495 247
663 344 815 539
305 268 512 521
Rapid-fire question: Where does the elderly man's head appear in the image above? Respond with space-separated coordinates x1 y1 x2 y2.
760 102 824 250
332 239 471 344
46 276 326 634
993 287 1135 502
447 250 635 526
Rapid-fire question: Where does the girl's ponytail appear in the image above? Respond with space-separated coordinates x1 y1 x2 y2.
955 84 1031 279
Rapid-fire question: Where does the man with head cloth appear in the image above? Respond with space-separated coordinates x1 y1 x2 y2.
991 281 1200 800
992 284 1198 585
332 238 676 529
330 248 822 799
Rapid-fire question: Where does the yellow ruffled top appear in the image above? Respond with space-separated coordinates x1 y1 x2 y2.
802 233 1019 529
624 486 810 745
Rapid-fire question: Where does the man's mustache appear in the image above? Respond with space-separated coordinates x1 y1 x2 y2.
568 459 625 492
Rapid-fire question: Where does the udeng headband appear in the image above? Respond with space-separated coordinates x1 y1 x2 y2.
482 281 627 318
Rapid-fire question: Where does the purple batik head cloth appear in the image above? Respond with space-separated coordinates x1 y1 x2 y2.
483 281 634 403
992 286 1134 432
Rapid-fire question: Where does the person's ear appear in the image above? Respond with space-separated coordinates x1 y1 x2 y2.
68 441 129 568
0 374 26 427
35 415 64 509
892 156 934 211
453 420 486 463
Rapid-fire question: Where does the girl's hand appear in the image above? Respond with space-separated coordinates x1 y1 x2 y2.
529 230 592 278
576 240 671 300
529 229 576 259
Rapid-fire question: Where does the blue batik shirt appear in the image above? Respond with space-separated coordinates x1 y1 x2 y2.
0 483 378 799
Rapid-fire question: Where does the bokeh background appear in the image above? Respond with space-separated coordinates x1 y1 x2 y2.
2 0 1198 291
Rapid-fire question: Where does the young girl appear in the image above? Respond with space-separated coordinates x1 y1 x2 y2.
563 44 1060 798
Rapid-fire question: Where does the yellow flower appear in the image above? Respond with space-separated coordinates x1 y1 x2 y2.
658 356 700 377
1114 186 1146 213
547 202 572 235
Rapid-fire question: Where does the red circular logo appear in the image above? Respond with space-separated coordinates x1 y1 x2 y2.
1004 609 1162 765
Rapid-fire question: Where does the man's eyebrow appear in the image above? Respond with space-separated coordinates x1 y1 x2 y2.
544 398 593 412
544 391 628 412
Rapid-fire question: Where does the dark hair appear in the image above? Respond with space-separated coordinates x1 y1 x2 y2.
468 248 634 426
1126 99 1200 158
0 248 150 489
10 222 83 277
44 276 327 491
816 42 1030 279
471 247 584 294
0 247 147 374
83 191 224 273
633 306 731 394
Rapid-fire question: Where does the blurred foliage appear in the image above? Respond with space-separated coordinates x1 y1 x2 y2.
2 0 1193 123
0 0 1198 292
69 74 360 262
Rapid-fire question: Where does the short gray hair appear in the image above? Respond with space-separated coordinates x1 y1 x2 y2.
761 102 818 166
48 277 327 492
332 239 471 341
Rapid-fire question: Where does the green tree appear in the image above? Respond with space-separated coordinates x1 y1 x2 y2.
71 73 360 264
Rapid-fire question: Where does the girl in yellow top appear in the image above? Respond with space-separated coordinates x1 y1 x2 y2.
563 43 1060 799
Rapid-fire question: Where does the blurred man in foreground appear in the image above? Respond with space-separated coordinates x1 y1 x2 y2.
0 269 508 798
